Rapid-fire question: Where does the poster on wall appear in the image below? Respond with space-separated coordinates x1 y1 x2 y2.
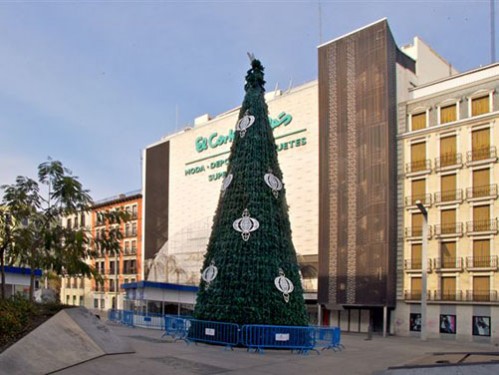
409 313 421 332
440 314 457 334
472 316 491 337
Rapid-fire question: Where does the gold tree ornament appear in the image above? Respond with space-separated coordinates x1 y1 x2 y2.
274 268 294 303
264 171 283 198
232 208 259 241
236 111 255 138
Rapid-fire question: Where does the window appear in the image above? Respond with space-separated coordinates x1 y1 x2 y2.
132 222 137 236
79 296 83 306
67 218 72 229
132 205 138 219
471 95 490 116
412 212 423 236
473 276 490 301
471 128 490 161
440 174 456 202
440 209 456 235
410 142 427 172
439 135 457 167
440 103 457 124
441 241 456 268
441 276 456 300
411 244 422 269
94 298 98 308
411 277 422 299
74 216 78 228
124 241 130 255
125 223 131 237
473 205 490 231
80 213 86 227
411 179 425 205
472 168 490 197
411 112 426 131
473 239 490 267
131 240 137 254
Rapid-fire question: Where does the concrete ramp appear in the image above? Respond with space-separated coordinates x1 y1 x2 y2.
0 307 133 375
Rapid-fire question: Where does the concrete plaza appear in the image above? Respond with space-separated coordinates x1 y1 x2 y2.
53 322 499 375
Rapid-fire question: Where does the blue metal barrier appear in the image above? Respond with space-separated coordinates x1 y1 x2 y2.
163 316 190 341
122 310 134 326
241 325 315 353
312 326 343 351
134 314 164 330
187 319 240 348
106 309 343 354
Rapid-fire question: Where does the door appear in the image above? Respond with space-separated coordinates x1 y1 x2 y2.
440 135 457 167
473 239 490 267
411 243 422 269
441 242 456 268
473 276 490 302
411 277 422 299
472 168 490 198
473 205 490 231
411 142 426 172
441 277 456 300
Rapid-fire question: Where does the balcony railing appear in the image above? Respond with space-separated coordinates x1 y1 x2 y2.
403 290 431 301
433 257 463 271
403 259 432 272
434 222 463 237
405 194 432 207
465 290 498 302
405 226 433 239
466 219 498 234
434 189 463 205
466 255 498 270
406 159 431 174
466 184 498 200
432 290 463 301
466 146 497 164
435 153 462 170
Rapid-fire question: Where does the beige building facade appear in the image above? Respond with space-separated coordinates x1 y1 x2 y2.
396 63 499 341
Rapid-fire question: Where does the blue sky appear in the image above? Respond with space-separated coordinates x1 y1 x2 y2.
0 1 496 201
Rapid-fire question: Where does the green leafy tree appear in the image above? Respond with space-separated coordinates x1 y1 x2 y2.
193 59 308 326
0 159 128 300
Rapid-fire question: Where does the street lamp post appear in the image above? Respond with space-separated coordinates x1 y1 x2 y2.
415 200 428 341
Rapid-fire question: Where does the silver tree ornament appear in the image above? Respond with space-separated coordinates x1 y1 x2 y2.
274 268 294 303
233 208 259 241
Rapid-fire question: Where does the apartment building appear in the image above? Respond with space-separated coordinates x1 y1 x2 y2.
92 191 142 311
60 191 143 311
396 63 499 340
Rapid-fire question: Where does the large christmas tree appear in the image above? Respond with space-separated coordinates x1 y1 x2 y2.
193 58 308 326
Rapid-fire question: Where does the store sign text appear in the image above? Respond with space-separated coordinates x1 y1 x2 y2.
185 134 307 182
195 112 293 153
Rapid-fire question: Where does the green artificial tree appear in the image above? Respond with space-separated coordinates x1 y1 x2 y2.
193 58 308 326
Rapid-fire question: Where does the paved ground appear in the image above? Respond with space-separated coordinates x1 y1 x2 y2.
53 322 499 375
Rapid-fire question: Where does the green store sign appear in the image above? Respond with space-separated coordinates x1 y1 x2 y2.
195 112 293 153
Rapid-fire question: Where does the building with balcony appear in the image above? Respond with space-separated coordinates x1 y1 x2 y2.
397 62 499 340
91 191 142 311
60 191 143 311
59 211 92 307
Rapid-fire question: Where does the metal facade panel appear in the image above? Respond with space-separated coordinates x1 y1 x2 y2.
144 141 170 260
318 20 397 307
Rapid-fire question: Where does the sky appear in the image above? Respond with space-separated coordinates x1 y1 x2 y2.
0 0 497 201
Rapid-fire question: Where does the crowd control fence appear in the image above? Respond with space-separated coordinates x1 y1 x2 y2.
107 309 342 354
